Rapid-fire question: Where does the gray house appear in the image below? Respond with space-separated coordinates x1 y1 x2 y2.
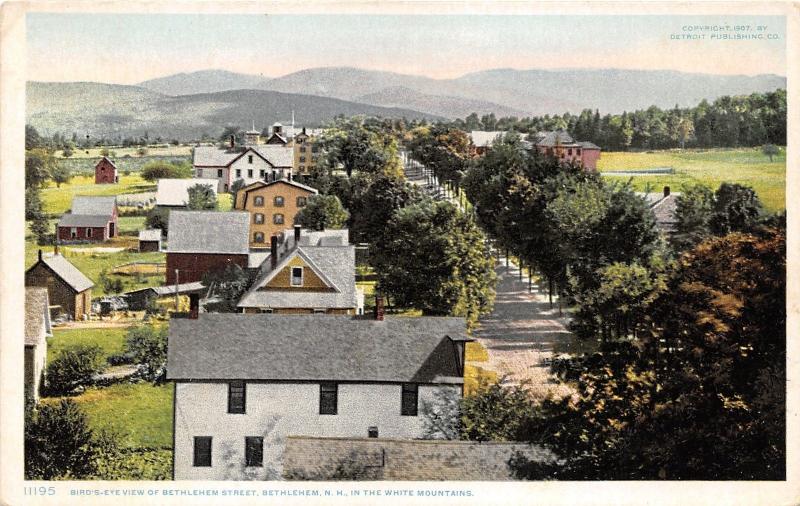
167 313 470 480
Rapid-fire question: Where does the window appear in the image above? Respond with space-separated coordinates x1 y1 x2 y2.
368 427 379 438
577 148 582 155
274 196 284 207
312 146 319 153
299 146 307 153
260 169 265 178
247 169 253 178
319 382 337 414
313 308 326 314
296 196 307 207
248 155 253 164
259 308 273 313
299 165 305 171
254 213 264 224
86 228 93 238
228 381 246 414
401 383 418 416
217 169 223 178
236 169 241 178
299 156 306 163
273 213 284 225
193 437 212 467
70 227 77 238
254 196 264 207
197 169 203 177
254 232 265 243
291 267 303 286
245 437 263 467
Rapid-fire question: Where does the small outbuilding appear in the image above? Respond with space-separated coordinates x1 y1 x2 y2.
95 156 118 184
138 229 162 252
25 250 94 319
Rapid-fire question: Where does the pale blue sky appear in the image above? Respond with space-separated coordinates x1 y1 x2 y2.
27 14 786 83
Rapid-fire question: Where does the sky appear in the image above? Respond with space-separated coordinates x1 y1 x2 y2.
26 13 787 83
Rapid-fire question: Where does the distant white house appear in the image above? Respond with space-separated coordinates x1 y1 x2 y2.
155 178 219 208
192 145 294 193
25 287 51 404
167 313 470 480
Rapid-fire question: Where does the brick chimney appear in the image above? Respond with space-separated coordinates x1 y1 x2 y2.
663 186 671 197
229 135 235 150
38 249 42 261
375 295 385 321
270 235 278 270
294 225 301 245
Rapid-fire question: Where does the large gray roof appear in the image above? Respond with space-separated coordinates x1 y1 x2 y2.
71 196 116 216
192 145 293 168
167 211 250 254
532 131 576 147
166 314 468 383
156 178 218 207
30 253 94 292
58 214 111 228
237 244 357 309
25 287 50 346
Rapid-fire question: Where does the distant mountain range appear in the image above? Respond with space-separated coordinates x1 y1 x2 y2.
27 66 786 140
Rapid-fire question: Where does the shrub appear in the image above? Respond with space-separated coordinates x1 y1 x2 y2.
45 343 105 395
124 325 168 381
25 399 97 479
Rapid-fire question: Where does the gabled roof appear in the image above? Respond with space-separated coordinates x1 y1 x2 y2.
637 191 681 233
238 230 355 310
192 145 293 168
25 287 51 346
167 211 250 255
578 141 601 150
28 253 94 293
125 281 206 297
58 214 111 228
240 178 319 197
156 178 219 207
138 229 162 241
96 156 117 169
532 130 576 147
167 314 469 383
71 196 116 216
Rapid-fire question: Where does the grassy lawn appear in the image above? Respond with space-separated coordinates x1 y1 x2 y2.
41 174 156 215
59 145 192 159
47 327 128 365
218 192 233 211
45 383 173 449
598 147 785 212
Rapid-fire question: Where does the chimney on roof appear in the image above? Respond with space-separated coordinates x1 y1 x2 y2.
54 243 59 256
288 173 293 181
663 186 671 197
375 295 385 321
302 127 306 135
294 225 301 245
38 249 42 261
229 135 235 150
270 235 278 270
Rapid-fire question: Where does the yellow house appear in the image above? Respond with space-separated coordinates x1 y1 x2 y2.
237 229 363 314
293 128 321 175
233 178 319 248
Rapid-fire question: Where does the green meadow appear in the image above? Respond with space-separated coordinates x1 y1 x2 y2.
598 147 785 212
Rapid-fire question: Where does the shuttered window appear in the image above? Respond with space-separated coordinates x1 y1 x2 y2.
245 437 263 467
228 381 246 414
319 382 338 415
193 436 212 467
401 383 418 416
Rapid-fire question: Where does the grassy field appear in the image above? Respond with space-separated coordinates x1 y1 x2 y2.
48 327 128 365
45 383 174 449
41 174 155 215
598 147 785 212
59 145 192 159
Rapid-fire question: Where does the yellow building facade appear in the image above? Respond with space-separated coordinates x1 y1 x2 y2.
234 179 318 248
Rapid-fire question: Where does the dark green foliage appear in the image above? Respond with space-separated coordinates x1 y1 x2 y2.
295 194 349 231
672 184 715 251
316 117 402 178
26 148 56 188
124 325 168 381
459 383 540 442
202 264 251 313
371 200 495 325
140 160 192 182
348 175 421 244
230 178 246 199
145 206 170 235
406 124 472 185
761 143 779 161
186 183 217 210
709 182 763 235
26 124 43 150
45 344 105 395
25 400 97 479
98 270 124 294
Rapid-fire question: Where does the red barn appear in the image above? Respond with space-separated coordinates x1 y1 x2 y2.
57 196 118 242
95 156 118 184
165 211 250 284
531 131 601 171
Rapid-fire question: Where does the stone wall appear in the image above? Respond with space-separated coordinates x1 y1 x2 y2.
283 437 555 481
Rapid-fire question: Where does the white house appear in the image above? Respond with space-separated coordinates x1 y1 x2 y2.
167 313 470 480
25 287 51 404
192 144 294 193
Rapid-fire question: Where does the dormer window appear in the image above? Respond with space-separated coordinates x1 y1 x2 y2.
291 267 303 286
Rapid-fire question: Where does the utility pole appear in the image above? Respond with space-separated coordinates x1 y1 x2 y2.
174 269 179 312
